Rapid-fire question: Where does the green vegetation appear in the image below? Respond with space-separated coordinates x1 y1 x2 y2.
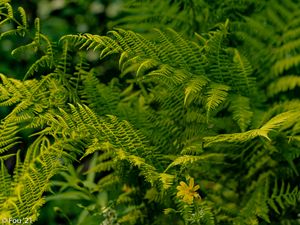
0 0 300 224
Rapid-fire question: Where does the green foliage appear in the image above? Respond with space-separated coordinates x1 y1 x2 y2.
0 0 300 225
110 0 266 36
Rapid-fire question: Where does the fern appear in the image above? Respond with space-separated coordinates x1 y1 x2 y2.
64 25 258 144
268 75 300 97
268 180 300 214
229 95 253 132
108 0 208 36
184 76 209 106
0 121 20 154
0 138 71 221
205 83 230 120
165 154 224 172
0 1 300 224
234 174 271 224
235 0 300 103
204 111 298 146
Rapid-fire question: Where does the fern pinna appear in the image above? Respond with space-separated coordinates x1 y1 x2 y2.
0 0 300 224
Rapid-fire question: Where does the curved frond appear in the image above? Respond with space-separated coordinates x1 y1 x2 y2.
268 75 300 97
205 83 230 120
229 95 253 132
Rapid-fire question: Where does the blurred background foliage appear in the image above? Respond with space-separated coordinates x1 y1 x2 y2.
0 0 122 78
0 0 267 79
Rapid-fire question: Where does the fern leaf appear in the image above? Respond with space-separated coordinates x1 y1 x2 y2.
17 6 26 28
184 76 209 106
97 174 120 190
268 75 300 97
4 3 13 18
229 95 253 132
0 159 11 199
0 139 67 220
268 180 300 214
205 83 230 120
33 18 40 44
232 48 255 95
90 161 115 173
11 41 37 56
180 143 204 155
25 55 53 79
136 58 159 77
0 29 18 38
259 111 298 135
165 154 224 172
159 173 174 189
206 22 230 83
204 111 298 146
234 175 270 224
0 122 20 154
272 55 300 76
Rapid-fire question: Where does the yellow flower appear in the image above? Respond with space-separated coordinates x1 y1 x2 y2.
176 178 200 204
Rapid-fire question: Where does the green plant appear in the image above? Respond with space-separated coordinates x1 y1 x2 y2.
0 0 299 224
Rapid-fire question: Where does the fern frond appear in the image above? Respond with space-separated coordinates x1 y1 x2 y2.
231 48 255 95
260 111 298 135
91 161 115 173
244 149 275 180
11 41 37 56
0 3 28 37
109 0 206 36
268 75 300 97
205 83 230 120
0 137 68 221
44 104 152 163
0 74 27 106
0 74 58 128
235 175 271 224
64 28 205 77
193 202 215 225
0 159 11 199
4 3 13 18
184 76 209 106
80 70 120 115
272 56 300 76
235 0 300 93
165 153 224 172
206 21 230 84
97 174 120 190
1 1 300 224
0 121 20 154
25 55 53 79
180 142 204 155
229 95 253 132
204 111 298 146
33 18 40 44
268 180 300 214
17 6 26 29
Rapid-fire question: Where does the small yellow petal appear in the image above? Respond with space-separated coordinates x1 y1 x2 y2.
189 178 195 189
180 181 188 188
176 186 184 191
193 192 200 198
193 184 200 191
